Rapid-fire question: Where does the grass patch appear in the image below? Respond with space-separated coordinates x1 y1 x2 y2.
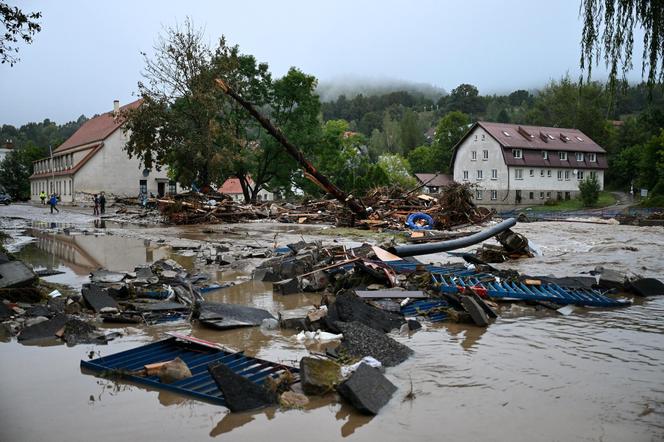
524 191 616 212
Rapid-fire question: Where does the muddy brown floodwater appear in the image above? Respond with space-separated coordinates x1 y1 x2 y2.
1 214 663 441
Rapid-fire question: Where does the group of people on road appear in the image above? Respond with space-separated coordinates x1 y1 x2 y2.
38 190 105 216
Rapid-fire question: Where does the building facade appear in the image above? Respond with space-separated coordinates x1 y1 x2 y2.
452 122 608 207
414 173 453 194
29 100 176 203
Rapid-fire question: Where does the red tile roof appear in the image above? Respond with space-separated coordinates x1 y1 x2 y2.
54 99 142 153
218 177 254 195
476 121 605 153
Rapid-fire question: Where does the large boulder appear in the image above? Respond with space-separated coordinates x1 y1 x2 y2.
299 357 341 395
336 363 397 415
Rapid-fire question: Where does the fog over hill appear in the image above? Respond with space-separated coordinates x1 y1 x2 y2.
316 75 446 102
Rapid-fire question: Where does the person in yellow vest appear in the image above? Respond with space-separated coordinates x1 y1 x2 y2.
39 190 47 205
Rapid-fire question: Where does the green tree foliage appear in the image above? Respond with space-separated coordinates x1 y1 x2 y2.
439 84 486 115
432 111 471 173
0 2 41 66
399 108 423 152
0 142 46 199
376 154 417 188
580 0 664 87
407 145 437 173
579 174 601 206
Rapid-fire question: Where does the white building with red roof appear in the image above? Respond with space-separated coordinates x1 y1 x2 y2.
451 121 608 207
29 100 176 203
218 177 274 202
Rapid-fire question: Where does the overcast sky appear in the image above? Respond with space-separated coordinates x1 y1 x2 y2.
1 0 645 126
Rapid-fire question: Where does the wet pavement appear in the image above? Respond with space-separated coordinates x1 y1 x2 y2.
1 203 664 441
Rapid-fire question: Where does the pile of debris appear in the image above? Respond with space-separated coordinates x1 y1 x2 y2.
154 182 493 231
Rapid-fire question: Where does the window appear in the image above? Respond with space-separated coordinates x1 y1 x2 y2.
502 131 511 137
575 136 584 142
168 181 177 195
139 179 147 194
491 169 498 180
513 149 522 159
474 135 478 141
557 170 563 181
546 192 551 198
547 170 551 177
589 153 596 162
559 151 568 160
476 170 483 180
491 190 497 200
529 169 534 177
475 190 483 200
529 192 534 200
540 169 545 177
564 171 570 180
481 134 486 141
577 171 584 180
590 171 597 179
463 170 469 181
539 192 544 199
515 169 523 180
483 150 489 160
471 151 477 161
542 150 548 160
576 152 584 161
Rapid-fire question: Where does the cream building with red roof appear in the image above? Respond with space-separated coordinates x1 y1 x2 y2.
451 121 608 207
29 100 176 203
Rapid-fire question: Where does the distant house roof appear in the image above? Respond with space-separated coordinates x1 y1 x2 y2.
414 173 453 187
54 99 142 153
218 177 254 195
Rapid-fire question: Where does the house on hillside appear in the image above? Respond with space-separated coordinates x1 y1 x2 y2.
451 122 608 207
29 100 177 203
218 177 274 203
0 139 13 163
414 173 453 194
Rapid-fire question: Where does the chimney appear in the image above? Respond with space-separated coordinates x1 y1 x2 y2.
113 100 120 114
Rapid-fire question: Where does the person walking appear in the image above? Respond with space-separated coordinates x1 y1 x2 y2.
93 194 99 216
39 190 47 205
49 193 59 214
99 192 106 215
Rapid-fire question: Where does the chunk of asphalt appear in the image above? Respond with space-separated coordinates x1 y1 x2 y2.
336 363 397 415
460 296 490 327
325 290 405 333
18 313 67 342
82 284 119 313
208 362 277 412
195 301 275 330
273 278 300 295
335 321 413 367
0 260 37 289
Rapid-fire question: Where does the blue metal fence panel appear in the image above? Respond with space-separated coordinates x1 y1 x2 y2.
80 336 299 407
431 273 630 307
401 299 448 322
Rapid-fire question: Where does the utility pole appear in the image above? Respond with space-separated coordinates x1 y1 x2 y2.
49 144 55 195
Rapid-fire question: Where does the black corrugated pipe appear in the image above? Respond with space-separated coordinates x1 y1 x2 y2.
388 218 518 257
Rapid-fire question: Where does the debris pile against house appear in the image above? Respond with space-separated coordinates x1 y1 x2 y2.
3 220 663 419
152 182 494 231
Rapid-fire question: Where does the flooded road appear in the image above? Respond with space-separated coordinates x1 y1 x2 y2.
1 204 663 441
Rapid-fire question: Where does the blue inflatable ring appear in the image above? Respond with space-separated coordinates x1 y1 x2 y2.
406 212 434 230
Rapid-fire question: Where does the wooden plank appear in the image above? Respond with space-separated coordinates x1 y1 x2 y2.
354 290 427 299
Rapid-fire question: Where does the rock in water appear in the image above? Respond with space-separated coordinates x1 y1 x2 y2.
280 391 309 409
299 357 342 395
335 321 413 367
336 363 397 415
208 362 277 412
325 290 404 333
158 357 192 384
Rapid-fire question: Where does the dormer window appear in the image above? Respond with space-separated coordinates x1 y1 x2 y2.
589 153 597 162
560 133 570 142
513 149 522 159
542 150 548 160
576 152 584 161
559 151 568 160
576 136 584 142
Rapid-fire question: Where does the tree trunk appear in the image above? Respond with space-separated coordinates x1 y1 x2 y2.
215 79 367 217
